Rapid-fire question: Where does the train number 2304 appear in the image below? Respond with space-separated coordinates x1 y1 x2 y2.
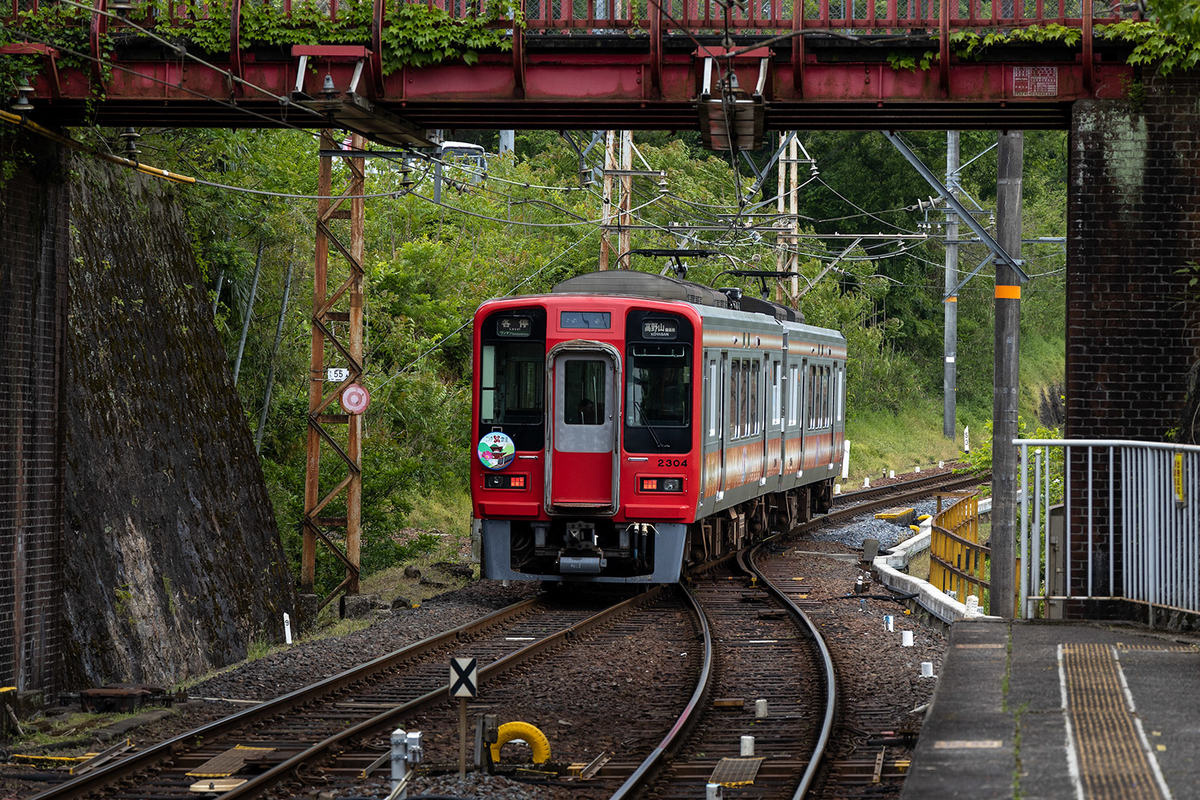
657 458 688 467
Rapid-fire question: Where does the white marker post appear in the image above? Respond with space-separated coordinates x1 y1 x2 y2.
842 440 851 480
964 425 970 453
283 613 292 645
450 658 479 779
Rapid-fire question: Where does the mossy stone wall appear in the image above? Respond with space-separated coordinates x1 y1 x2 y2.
61 155 297 687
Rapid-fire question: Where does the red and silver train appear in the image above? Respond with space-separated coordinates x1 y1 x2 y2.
471 270 847 583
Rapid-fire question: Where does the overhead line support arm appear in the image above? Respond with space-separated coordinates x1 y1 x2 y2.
881 130 1028 284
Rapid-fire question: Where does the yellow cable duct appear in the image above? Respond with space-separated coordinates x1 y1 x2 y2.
0 109 195 184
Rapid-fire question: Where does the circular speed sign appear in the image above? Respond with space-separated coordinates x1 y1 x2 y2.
340 383 371 415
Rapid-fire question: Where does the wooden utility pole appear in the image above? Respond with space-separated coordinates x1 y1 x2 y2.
788 135 800 301
775 132 787 303
599 131 616 270
944 131 960 440
991 130 1023 619
618 130 632 269
301 130 366 618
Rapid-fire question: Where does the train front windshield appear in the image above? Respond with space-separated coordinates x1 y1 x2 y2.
480 342 544 424
626 344 690 428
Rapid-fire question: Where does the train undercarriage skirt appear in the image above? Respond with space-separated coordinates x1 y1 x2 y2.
481 520 689 583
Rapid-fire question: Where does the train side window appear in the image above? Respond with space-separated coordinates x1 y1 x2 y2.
772 362 781 426
750 360 760 435
730 358 741 439
823 366 831 427
825 365 832 427
818 365 826 427
708 359 719 438
740 360 751 439
788 364 798 426
808 365 817 428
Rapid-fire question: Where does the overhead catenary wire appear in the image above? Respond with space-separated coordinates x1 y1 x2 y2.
373 230 596 389
3 21 984 288
11 9 1015 255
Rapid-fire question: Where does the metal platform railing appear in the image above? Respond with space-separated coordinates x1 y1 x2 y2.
1017 439 1200 621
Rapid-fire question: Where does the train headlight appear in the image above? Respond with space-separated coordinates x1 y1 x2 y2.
640 477 683 492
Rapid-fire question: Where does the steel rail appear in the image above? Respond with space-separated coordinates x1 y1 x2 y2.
744 541 837 799
817 472 989 530
833 469 969 504
30 597 544 799
607 584 713 800
218 585 668 799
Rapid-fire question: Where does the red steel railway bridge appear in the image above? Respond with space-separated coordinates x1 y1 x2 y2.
3 0 1142 140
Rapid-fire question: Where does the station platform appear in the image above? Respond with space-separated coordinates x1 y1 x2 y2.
901 619 1200 800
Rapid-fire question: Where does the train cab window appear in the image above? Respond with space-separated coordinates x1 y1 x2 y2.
627 344 689 427
565 359 607 425
480 342 544 424
479 307 546 453
625 342 692 453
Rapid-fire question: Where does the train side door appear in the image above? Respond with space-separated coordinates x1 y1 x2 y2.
756 358 767 486
701 353 723 503
718 351 729 498
546 345 621 514
772 358 784 482
799 358 808 470
834 362 844 464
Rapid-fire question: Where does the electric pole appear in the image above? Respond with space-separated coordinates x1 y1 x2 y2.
944 131 959 439
599 131 616 270
789 135 799 301
618 131 632 269
991 130 1023 619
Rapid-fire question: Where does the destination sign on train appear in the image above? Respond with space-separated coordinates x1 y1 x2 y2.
497 316 532 337
642 319 678 339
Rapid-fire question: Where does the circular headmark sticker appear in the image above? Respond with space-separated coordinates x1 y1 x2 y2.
477 432 516 471
341 383 371 415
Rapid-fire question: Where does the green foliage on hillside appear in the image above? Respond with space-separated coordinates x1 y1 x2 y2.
128 126 1066 596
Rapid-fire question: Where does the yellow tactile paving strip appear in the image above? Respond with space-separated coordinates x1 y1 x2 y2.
1116 644 1197 653
1063 643 1165 800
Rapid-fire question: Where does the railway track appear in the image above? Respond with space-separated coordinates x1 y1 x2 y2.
605 545 835 800
825 469 988 528
29 589 699 800
27 471 968 800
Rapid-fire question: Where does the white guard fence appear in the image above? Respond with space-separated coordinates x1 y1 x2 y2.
1017 439 1200 620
